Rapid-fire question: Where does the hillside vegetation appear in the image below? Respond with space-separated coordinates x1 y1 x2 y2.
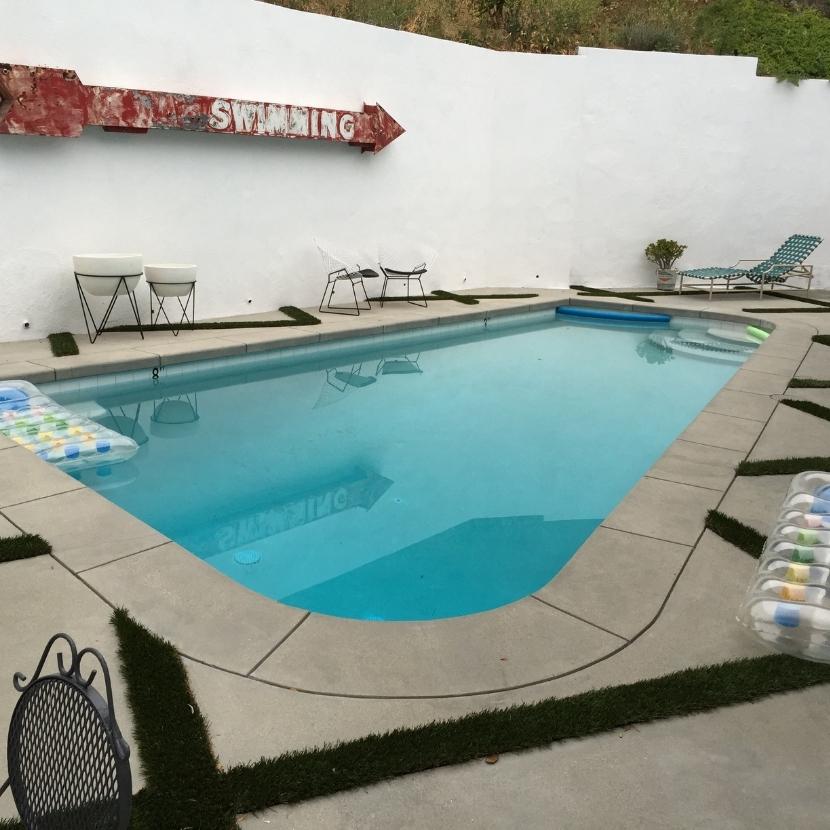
266 0 830 81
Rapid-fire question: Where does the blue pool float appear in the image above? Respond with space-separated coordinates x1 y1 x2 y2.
557 306 671 324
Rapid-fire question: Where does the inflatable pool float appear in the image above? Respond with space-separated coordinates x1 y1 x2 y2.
557 306 671 324
746 325 770 342
707 326 764 346
739 470 830 663
0 380 138 471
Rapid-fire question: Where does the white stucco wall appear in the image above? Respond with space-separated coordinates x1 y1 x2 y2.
0 0 827 340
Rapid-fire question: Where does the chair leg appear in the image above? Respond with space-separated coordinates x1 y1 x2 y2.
319 279 333 313
359 278 371 310
380 276 389 308
350 279 360 316
709 281 713 301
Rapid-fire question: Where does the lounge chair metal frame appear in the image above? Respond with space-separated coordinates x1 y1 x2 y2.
678 262 814 300
677 235 821 300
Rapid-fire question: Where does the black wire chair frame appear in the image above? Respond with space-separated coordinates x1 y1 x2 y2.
75 272 144 343
148 280 196 336
1 633 132 830
378 262 428 308
318 266 378 316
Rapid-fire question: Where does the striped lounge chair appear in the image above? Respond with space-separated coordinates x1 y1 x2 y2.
677 234 822 299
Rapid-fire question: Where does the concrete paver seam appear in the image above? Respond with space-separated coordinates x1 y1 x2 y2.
246 612 312 677
529 595 629 642
75 542 173 574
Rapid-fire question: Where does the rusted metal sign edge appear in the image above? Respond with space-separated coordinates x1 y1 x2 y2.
0 63 404 153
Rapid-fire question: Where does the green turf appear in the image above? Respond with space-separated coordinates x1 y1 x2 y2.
111 609 237 830
47 331 80 357
789 379 830 389
737 457 830 477
0 820 22 830
105 306 319 333
570 284 654 303
430 289 479 305
744 307 830 314
780 398 830 423
763 291 830 309
815 335 830 347
705 510 766 558
111 606 830 825
0 533 51 564
225 653 830 814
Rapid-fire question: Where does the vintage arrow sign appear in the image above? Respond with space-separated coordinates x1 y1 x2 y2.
0 63 405 153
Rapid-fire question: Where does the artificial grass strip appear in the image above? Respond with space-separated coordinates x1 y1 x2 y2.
814 335 830 347
570 284 654 304
789 378 830 388
47 331 79 357
0 820 22 830
110 599 830 824
744 307 830 314
764 291 830 309
780 398 830 423
0 533 51 564
226 654 830 814
106 305 320 333
576 292 654 304
737 456 830 477
370 293 539 304
430 290 479 305
111 609 237 830
705 510 766 558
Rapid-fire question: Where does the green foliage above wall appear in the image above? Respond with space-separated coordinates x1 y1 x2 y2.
267 0 830 80
696 0 830 82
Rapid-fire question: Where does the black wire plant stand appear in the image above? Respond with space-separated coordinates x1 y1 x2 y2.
1 633 132 829
148 280 196 336
75 272 144 344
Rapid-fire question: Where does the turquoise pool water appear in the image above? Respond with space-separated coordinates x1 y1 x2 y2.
46 310 752 621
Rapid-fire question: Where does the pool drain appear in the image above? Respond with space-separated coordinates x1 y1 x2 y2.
234 549 261 565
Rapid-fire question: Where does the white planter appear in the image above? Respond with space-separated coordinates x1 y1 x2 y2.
73 254 143 296
145 263 197 297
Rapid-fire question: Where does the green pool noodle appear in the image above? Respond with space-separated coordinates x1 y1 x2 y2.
746 325 770 341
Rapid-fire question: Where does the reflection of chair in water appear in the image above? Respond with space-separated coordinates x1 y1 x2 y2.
328 364 377 391
314 364 377 409
376 354 423 376
150 393 200 438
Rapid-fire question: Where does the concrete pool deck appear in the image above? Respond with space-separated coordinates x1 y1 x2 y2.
1 287 829 824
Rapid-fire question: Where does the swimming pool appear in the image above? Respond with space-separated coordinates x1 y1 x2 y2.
45 309 757 621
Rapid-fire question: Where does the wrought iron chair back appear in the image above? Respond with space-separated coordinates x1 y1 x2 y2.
1 634 131 830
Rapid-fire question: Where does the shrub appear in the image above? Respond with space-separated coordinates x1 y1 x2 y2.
616 18 683 51
645 239 687 270
696 0 830 81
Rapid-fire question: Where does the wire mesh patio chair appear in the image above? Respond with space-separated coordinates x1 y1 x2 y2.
0 633 132 829
314 240 379 316
377 242 436 308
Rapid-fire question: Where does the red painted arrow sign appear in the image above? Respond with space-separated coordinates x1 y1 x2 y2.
0 63 405 153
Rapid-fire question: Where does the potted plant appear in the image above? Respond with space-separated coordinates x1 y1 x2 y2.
644 239 686 291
